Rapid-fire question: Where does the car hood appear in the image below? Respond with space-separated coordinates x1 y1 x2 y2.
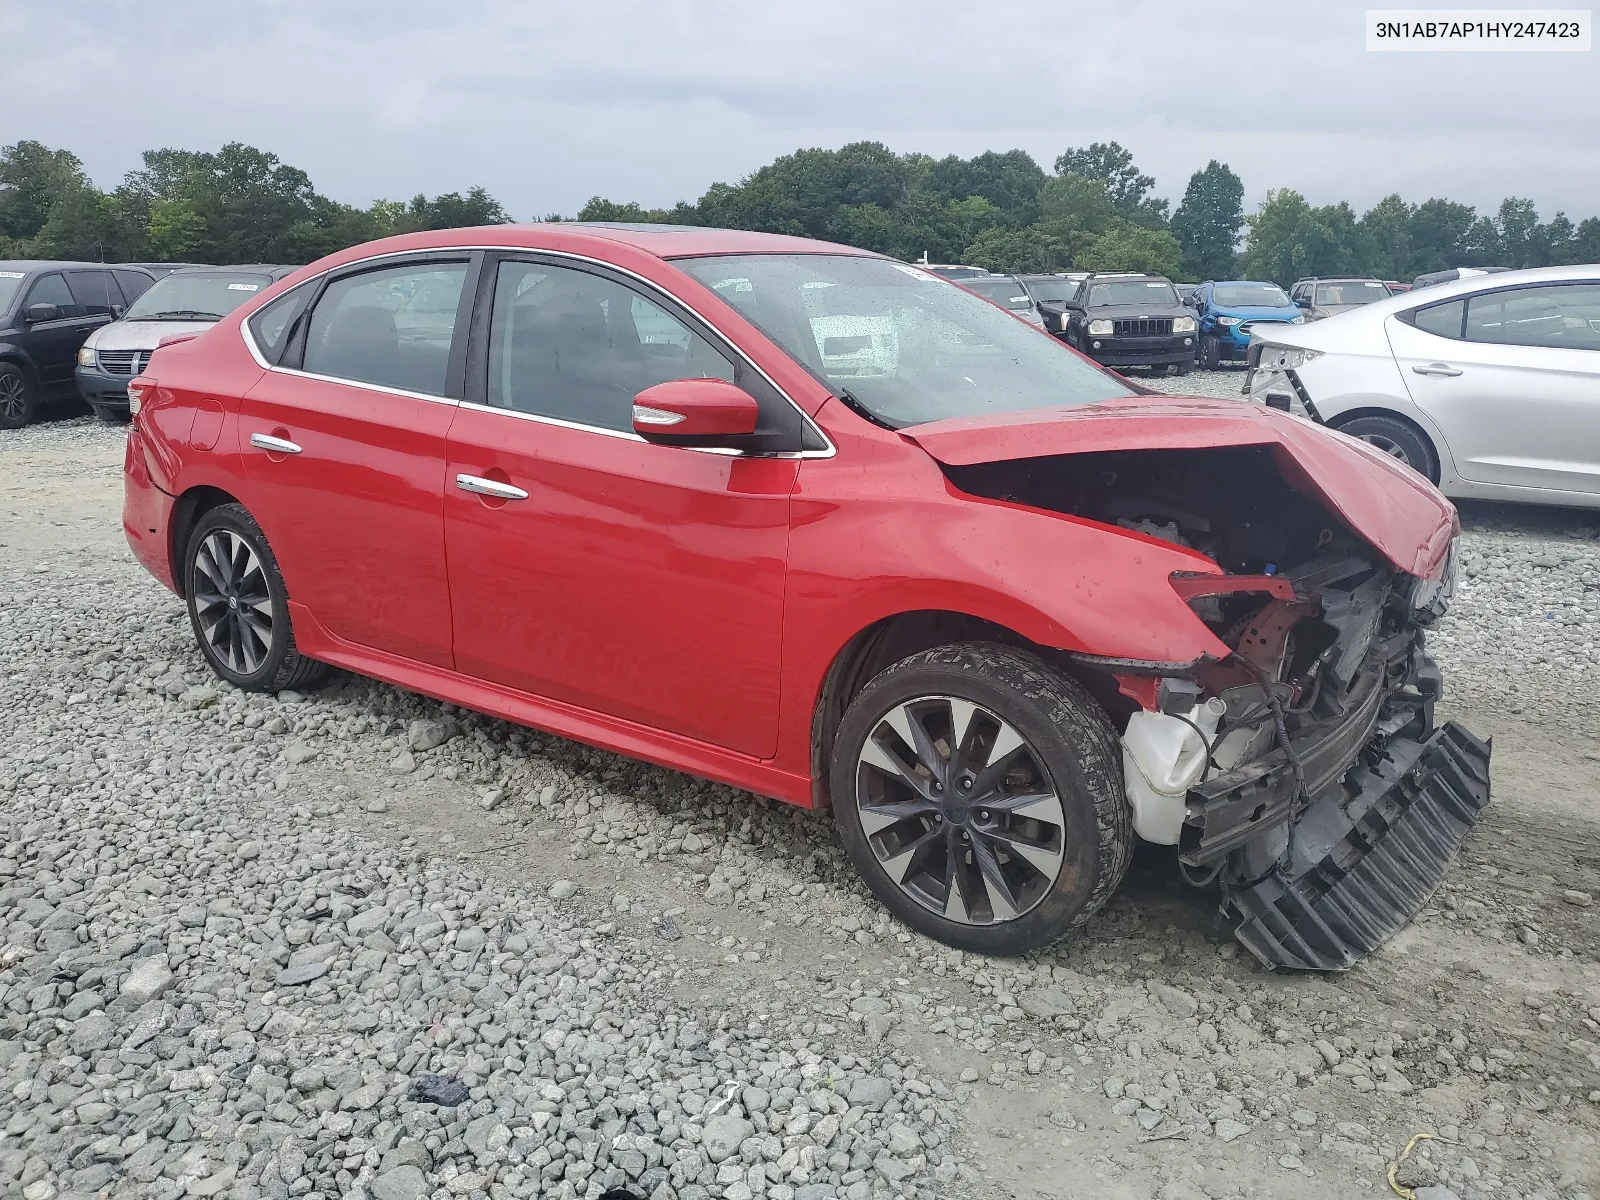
901 396 1457 578
1214 305 1300 321
86 318 216 351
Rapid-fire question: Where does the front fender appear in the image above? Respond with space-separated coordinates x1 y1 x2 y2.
0 342 39 379
773 437 1230 777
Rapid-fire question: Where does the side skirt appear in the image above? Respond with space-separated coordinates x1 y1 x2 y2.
287 601 816 809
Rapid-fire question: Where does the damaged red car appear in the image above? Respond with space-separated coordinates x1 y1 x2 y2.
122 225 1490 969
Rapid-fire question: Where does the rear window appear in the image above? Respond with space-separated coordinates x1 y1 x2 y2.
1087 280 1177 307
125 271 277 322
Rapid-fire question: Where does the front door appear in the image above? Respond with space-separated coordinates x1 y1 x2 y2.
443 256 794 758
238 255 477 668
1390 280 1600 495
21 272 98 391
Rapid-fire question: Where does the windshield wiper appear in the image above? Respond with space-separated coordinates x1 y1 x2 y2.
834 387 899 431
142 310 224 320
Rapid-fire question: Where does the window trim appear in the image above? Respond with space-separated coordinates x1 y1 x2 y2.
1400 295 1468 341
239 243 834 458
1458 279 1600 352
22 271 77 320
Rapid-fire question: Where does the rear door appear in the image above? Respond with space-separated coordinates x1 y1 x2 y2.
1390 280 1600 495
238 253 478 668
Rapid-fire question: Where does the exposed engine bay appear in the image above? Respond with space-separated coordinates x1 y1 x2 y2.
944 446 1491 971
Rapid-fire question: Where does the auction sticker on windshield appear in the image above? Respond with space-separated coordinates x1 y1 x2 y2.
227 283 261 291
0 272 23 279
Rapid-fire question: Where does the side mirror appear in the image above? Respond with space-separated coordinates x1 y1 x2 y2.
1294 296 1311 309
26 303 60 323
632 378 759 447
111 304 125 319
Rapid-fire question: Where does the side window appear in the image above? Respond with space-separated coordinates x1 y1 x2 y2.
247 283 315 365
1465 284 1600 351
23 272 75 316
66 270 118 316
302 261 468 395
1410 298 1464 340
114 271 154 303
484 260 735 432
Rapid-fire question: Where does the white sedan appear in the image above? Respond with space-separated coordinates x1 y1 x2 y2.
1244 265 1600 508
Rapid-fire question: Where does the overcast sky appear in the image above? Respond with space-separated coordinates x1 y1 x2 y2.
5 0 1598 221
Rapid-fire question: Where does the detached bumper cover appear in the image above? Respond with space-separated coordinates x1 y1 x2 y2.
1227 720 1491 971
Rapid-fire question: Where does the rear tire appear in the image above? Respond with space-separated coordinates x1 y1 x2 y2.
184 503 332 693
829 642 1131 956
0 364 34 430
1333 414 1440 483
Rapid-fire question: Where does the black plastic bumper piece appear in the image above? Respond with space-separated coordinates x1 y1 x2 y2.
1227 720 1491 971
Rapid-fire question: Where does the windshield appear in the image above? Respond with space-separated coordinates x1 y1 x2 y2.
124 271 275 321
962 278 1035 310
1087 279 1178 307
675 253 1134 428
1314 280 1390 307
1020 277 1080 303
0 271 26 314
1212 283 1291 308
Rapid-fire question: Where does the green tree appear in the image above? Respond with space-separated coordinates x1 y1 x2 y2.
0 141 89 242
405 185 511 230
1356 194 1414 280
1241 190 1364 284
1405 199 1477 276
962 225 1064 273
30 184 145 261
1033 174 1118 265
1569 217 1600 264
926 150 1047 222
1170 161 1244 280
1079 222 1183 277
1493 197 1542 267
1053 141 1167 225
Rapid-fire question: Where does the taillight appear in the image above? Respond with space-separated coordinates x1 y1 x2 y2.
127 377 152 418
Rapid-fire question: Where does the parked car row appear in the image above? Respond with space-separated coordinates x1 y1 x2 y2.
1245 263 1600 508
0 259 296 428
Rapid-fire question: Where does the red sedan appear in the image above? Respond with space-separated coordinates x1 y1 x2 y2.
123 225 1488 967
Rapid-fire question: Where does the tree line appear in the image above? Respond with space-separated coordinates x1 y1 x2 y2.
4 137 1598 285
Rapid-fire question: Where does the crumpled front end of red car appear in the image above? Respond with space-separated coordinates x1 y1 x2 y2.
938 434 1490 971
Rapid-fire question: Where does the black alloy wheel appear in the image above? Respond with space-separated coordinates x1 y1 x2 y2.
0 365 33 430
831 643 1131 956
184 504 331 692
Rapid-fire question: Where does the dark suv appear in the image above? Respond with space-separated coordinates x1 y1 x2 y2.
1051 273 1197 373
0 261 157 428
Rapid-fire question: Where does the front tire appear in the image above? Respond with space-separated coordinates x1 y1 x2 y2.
1198 336 1221 370
184 503 331 693
1333 414 1440 483
830 643 1131 956
0 364 34 430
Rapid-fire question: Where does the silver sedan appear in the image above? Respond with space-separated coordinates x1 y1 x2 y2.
1244 265 1600 508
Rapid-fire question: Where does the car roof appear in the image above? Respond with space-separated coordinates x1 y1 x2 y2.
164 264 296 277
0 260 150 273
561 223 877 258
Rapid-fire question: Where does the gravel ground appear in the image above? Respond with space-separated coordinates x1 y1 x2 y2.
0 410 1597 1200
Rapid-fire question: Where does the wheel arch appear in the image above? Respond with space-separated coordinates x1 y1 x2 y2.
0 349 38 381
1323 406 1445 483
168 485 244 597
807 609 1134 810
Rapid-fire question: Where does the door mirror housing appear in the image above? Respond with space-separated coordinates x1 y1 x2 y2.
25 303 60 323
1294 296 1312 309
632 378 760 447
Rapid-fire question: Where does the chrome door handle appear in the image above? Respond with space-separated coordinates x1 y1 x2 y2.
249 432 302 454
455 473 528 501
1411 363 1462 377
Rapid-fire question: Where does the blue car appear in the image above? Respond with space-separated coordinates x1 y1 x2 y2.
1191 280 1306 369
